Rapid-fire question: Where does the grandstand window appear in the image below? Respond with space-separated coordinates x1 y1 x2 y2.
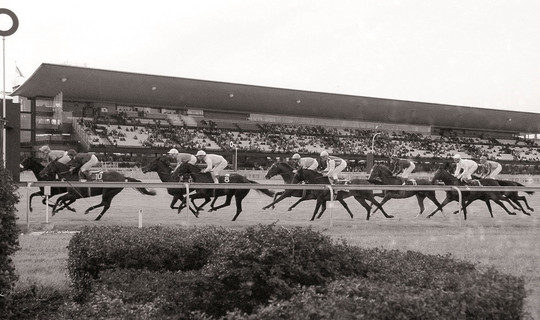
20 113 31 129
19 97 31 112
20 131 31 144
35 98 53 108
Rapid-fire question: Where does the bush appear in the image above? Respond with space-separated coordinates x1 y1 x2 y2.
65 224 526 319
0 164 20 309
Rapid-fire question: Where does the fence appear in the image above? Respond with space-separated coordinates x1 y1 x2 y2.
19 181 540 229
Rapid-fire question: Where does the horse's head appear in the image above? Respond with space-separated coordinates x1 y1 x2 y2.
368 164 390 184
265 161 293 179
431 168 455 185
142 156 171 174
20 156 43 172
39 159 60 178
292 168 323 184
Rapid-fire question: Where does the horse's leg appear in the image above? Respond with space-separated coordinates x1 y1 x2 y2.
372 195 392 216
354 196 372 220
504 195 528 215
330 198 353 219
364 194 394 219
210 193 234 212
29 191 44 212
311 198 324 221
231 191 249 221
262 190 293 210
414 194 426 218
490 197 516 216
516 195 534 212
288 192 314 211
271 191 284 209
427 195 454 218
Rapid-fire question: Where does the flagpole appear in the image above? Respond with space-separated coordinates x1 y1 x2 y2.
2 36 6 167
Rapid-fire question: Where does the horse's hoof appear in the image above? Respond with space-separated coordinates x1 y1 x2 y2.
387 215 394 219
288 208 293 211
523 212 531 216
510 212 517 215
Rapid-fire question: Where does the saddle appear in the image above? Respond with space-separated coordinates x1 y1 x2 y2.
334 178 350 193
402 178 417 186
464 179 482 186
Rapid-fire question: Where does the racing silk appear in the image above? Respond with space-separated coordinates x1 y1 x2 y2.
454 158 479 180
297 157 319 170
45 150 70 164
480 160 502 179
392 159 415 179
323 156 347 180
174 153 197 165
200 154 228 174
73 153 100 172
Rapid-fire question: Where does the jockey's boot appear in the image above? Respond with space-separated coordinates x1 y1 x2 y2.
79 171 88 182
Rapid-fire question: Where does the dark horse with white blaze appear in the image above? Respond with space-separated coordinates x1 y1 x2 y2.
39 158 156 221
172 162 275 221
292 168 394 221
428 168 518 220
262 161 318 211
368 163 445 217
19 156 75 212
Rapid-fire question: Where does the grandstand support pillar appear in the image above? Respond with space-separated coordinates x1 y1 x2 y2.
366 152 375 172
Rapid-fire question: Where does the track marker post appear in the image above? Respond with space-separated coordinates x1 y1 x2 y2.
138 209 143 228
326 185 334 227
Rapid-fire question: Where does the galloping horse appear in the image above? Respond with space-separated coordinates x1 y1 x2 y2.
262 161 317 211
368 164 444 217
428 168 517 220
471 174 535 214
19 156 74 212
172 162 275 221
293 168 394 221
141 156 193 211
40 159 156 220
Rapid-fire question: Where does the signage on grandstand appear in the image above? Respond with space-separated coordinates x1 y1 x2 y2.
187 109 204 116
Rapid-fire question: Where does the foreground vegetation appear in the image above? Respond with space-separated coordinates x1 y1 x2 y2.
5 225 528 319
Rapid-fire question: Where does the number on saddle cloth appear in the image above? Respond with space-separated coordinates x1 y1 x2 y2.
403 179 417 186
85 170 104 181
223 173 230 183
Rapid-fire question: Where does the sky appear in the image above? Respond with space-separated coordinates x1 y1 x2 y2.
1 0 539 113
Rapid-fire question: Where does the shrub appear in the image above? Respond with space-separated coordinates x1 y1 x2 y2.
0 164 20 309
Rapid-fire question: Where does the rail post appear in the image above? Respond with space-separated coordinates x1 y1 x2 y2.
452 186 463 227
184 183 190 227
26 182 31 231
326 185 334 227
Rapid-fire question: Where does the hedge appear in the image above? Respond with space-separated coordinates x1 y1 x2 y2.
65 224 526 319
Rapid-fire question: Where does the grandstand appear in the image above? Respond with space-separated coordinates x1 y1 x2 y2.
9 63 540 179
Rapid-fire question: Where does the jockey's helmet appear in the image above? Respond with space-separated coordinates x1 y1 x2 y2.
196 150 206 157
291 153 301 160
167 148 179 155
453 154 461 162
479 156 487 162
67 149 77 157
39 145 50 153
320 151 329 157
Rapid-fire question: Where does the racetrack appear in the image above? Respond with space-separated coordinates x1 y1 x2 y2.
14 175 540 319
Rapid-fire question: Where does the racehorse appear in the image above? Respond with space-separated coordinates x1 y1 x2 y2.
428 168 517 220
471 174 535 214
172 162 275 221
368 164 445 217
19 156 74 212
293 168 394 221
141 156 195 212
39 159 156 220
262 161 318 211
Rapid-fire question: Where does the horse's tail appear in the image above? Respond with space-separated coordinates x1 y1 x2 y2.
126 177 157 196
499 180 535 195
248 179 275 198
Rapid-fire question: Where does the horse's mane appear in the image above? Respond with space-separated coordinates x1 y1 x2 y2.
277 161 294 170
375 164 393 175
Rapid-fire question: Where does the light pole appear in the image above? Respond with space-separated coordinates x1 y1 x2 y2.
371 132 381 154
230 141 237 171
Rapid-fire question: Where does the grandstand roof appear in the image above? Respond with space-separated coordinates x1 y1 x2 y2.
12 63 540 133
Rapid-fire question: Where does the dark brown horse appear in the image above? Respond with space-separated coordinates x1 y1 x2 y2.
428 168 517 220
293 168 394 221
19 156 76 212
39 159 156 221
172 162 274 221
262 161 318 211
368 164 444 217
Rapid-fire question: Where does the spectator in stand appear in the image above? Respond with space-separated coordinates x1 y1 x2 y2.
195 150 228 184
167 148 197 171
390 155 416 179
453 154 478 184
478 156 502 179
320 150 347 183
290 153 319 172
39 145 71 164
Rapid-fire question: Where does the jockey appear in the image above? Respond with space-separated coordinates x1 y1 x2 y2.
390 155 416 179
478 156 502 179
320 150 347 183
453 154 478 184
39 145 71 164
167 148 197 171
290 153 319 172
195 150 228 183
66 149 100 181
